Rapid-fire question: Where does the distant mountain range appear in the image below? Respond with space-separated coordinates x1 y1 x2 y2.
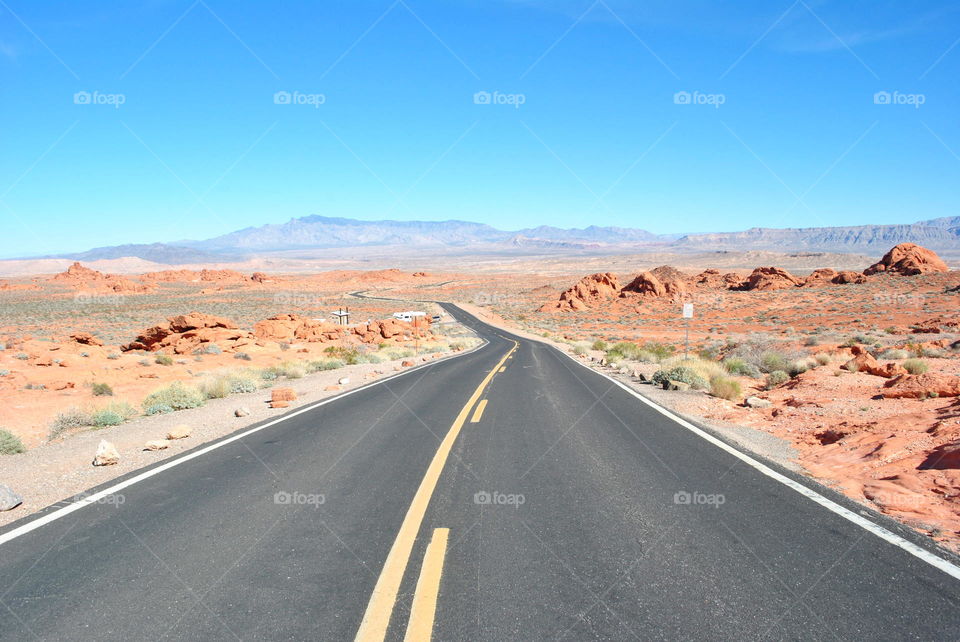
676 217 960 252
33 215 960 264
57 243 226 264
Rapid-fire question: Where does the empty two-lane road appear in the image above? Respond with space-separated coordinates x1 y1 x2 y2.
1 304 959 641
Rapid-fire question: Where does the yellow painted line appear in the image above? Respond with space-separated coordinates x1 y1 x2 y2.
498 366 506 373
403 528 450 642
470 399 488 423
355 341 518 642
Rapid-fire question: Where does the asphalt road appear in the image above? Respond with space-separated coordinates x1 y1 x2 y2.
2 304 959 641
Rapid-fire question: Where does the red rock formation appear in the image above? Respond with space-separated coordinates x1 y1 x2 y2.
882 374 960 399
911 317 960 334
621 272 666 298
803 268 837 286
739 267 803 291
199 269 249 282
649 266 689 300
54 262 155 294
123 312 250 354
832 271 867 284
139 270 200 282
721 273 745 289
53 262 106 282
69 332 103 346
694 269 723 287
864 243 949 276
541 273 620 311
843 347 907 378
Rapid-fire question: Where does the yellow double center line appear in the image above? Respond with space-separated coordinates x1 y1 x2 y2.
354 341 518 642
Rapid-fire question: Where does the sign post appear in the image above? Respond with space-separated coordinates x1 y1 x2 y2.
682 302 693 360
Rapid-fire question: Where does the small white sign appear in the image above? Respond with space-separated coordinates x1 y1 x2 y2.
682 303 694 319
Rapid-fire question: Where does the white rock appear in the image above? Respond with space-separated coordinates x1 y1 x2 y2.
166 424 192 440
144 439 169 451
0 485 23 511
338 377 350 385
93 440 120 466
234 407 251 417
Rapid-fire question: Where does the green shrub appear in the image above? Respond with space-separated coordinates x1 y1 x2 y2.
91 409 124 427
815 353 831 366
91 382 114 397
903 359 929 375
643 342 675 362
227 371 260 393
199 377 231 399
765 370 790 389
0 428 26 455
145 403 174 416
275 361 306 379
49 408 92 438
15 352 28 360
878 349 908 360
194 344 222 355
591 339 608 351
234 352 252 361
652 366 708 390
786 359 813 377
323 346 361 364
308 359 345 372
155 354 174 366
87 402 137 428
723 358 760 378
659 356 726 383
709 376 742 401
759 351 790 374
608 342 643 361
142 382 205 412
380 347 415 360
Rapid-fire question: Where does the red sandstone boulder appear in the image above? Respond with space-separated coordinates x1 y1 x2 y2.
541 273 620 311
864 243 949 276
621 272 666 298
70 332 103 346
882 374 960 399
740 267 803 291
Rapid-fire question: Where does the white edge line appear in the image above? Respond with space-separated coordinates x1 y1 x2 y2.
453 305 960 583
0 337 489 548
552 342 960 582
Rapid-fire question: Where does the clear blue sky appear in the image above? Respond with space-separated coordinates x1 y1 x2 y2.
1 0 958 257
